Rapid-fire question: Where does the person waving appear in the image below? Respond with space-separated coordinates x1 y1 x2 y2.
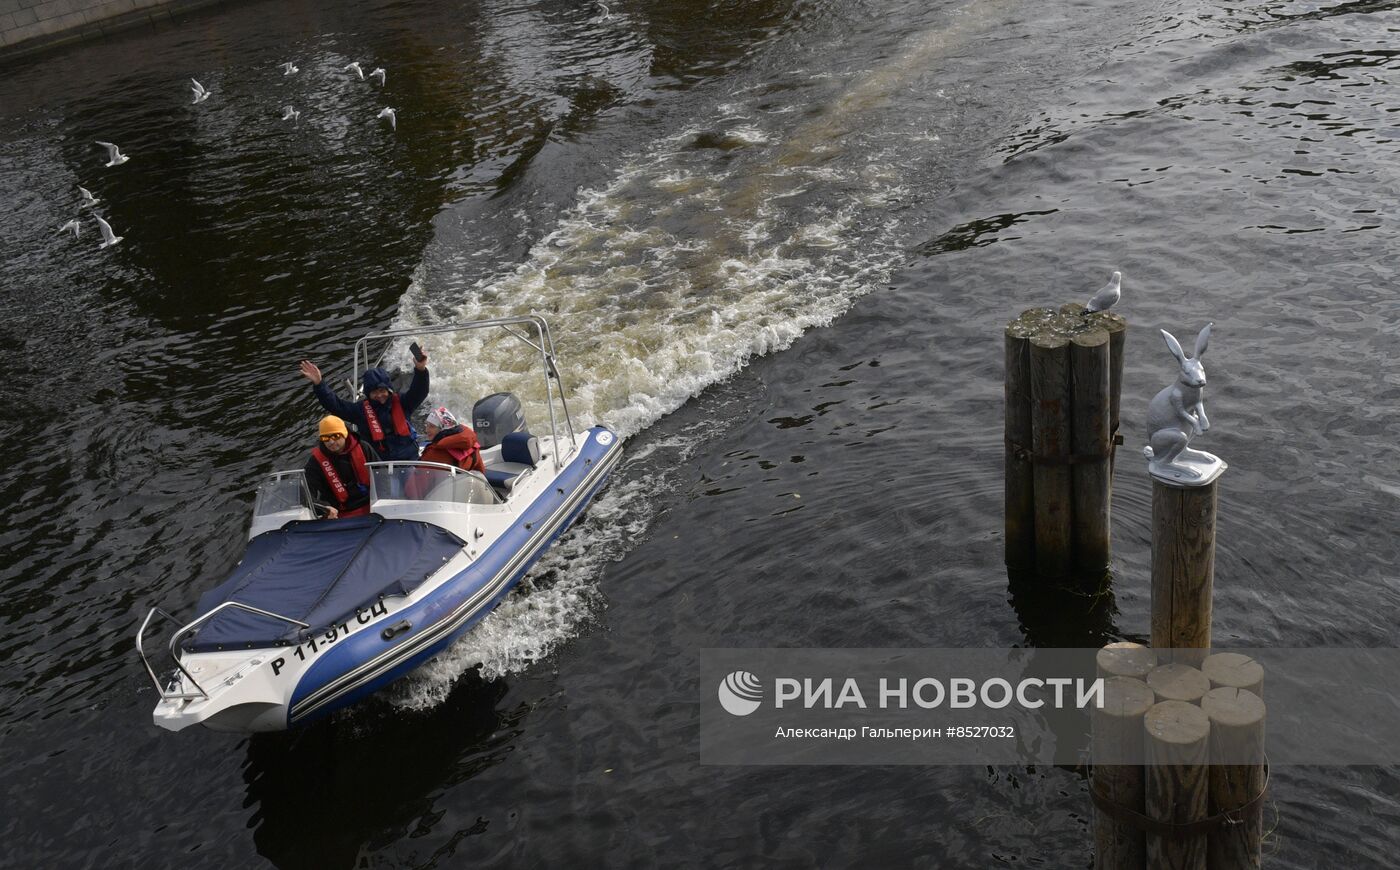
298 348 429 461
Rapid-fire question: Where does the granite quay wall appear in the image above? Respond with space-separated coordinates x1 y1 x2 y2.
0 0 231 64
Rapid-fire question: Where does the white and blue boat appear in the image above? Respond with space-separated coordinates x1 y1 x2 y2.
137 316 622 732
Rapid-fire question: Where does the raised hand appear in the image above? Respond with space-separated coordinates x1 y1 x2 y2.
298 360 323 385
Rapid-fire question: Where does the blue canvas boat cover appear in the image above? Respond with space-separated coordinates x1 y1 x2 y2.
186 515 465 652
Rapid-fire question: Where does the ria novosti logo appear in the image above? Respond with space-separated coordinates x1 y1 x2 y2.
718 671 763 716
715 673 1106 715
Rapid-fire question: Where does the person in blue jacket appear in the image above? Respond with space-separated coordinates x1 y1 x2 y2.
298 349 429 461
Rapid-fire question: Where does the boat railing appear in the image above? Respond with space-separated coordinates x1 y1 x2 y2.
137 602 310 701
351 315 576 473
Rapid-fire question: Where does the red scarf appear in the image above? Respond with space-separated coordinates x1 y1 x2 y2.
361 392 410 445
312 437 370 506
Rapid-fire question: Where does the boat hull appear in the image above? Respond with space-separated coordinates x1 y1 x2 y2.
288 427 622 727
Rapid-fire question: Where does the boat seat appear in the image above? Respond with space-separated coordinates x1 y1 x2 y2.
484 432 540 495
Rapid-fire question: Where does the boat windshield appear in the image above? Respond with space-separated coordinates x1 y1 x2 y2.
369 462 499 506
253 472 316 517
248 471 317 537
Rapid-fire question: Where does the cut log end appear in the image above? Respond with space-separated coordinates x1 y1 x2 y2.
1101 676 1156 718
1201 686 1266 729
1097 642 1155 680
1202 653 1264 697
1144 699 1210 747
1147 663 1212 704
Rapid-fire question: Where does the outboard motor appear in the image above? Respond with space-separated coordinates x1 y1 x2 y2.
472 392 528 448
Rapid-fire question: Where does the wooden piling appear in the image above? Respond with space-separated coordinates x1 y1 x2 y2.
1093 677 1155 870
1097 642 1155 682
1058 305 1127 455
1145 663 1211 705
1071 328 1112 572
1201 687 1266 870
1100 312 1128 452
1005 317 1039 571
1031 331 1073 576
1202 653 1264 699
1150 479 1218 666
1144 700 1211 870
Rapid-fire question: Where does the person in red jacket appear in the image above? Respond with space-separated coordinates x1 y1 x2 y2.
304 416 380 518
418 406 485 474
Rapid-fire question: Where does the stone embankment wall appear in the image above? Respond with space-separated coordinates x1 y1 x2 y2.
0 0 224 62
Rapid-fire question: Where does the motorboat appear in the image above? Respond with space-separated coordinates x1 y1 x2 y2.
136 316 622 732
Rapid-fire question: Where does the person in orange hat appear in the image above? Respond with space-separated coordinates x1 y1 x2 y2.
304 415 380 518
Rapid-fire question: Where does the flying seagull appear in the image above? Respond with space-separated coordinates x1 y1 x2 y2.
345 62 365 80
280 61 299 75
78 186 99 208
190 78 211 104
281 106 301 123
96 141 129 167
369 67 386 86
58 219 81 238
598 1 612 19
1084 270 1122 313
377 107 396 131
95 215 122 249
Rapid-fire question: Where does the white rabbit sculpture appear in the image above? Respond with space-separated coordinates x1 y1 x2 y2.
1143 323 1226 484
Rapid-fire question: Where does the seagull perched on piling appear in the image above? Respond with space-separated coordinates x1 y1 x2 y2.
280 61 299 75
95 215 122 249
78 186 99 208
190 78 211 104
96 141 129 167
58 219 80 238
1084 270 1122 313
346 62 365 80
369 67 386 86
281 106 301 123
377 107 397 130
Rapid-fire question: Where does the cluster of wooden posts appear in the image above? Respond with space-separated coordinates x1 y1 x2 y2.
1003 301 1268 868
1093 645 1267 869
1004 304 1127 577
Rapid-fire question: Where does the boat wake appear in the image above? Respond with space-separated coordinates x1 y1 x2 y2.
385 416 731 711
380 3 1007 706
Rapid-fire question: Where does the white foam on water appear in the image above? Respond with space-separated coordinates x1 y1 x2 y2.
725 124 770 145
385 417 726 711
650 170 702 193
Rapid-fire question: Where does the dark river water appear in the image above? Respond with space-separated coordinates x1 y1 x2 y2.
3 0 1399 865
